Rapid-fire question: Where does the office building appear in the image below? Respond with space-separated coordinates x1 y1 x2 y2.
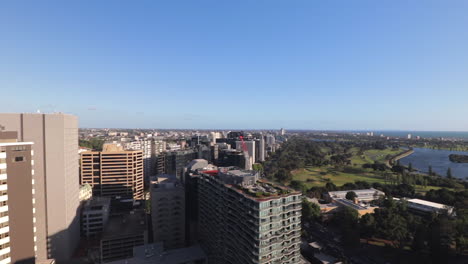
80 144 144 200
236 140 256 164
100 209 147 263
150 175 185 249
0 132 36 264
217 149 245 168
165 150 198 180
197 167 302 264
154 153 166 175
0 113 81 262
107 243 207 264
81 197 111 238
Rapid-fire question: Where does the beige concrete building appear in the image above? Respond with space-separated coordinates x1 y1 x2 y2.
0 113 81 263
0 132 36 264
80 144 144 200
150 175 185 249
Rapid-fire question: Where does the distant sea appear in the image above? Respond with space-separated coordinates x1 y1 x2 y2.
350 131 468 140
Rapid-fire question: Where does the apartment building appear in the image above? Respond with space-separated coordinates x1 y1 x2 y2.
0 113 80 262
0 132 36 264
150 175 185 249
197 167 302 264
80 144 144 200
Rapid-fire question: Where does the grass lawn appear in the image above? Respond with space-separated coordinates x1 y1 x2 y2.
349 148 403 166
292 166 445 194
291 148 450 194
292 166 386 188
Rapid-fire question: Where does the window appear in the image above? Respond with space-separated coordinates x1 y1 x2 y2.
14 156 24 162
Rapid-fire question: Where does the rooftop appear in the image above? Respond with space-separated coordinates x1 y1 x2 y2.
0 142 33 146
200 168 300 201
150 175 183 191
102 209 146 238
107 243 206 264
406 198 452 210
328 188 385 199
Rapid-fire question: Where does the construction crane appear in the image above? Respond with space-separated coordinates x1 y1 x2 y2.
239 135 252 170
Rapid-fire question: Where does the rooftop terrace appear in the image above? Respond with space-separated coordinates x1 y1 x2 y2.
200 168 300 201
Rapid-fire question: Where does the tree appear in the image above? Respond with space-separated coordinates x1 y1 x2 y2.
447 167 453 179
302 199 321 222
429 165 433 176
252 163 263 172
336 207 360 249
408 162 413 171
290 180 307 193
275 168 292 182
325 182 337 191
345 191 357 201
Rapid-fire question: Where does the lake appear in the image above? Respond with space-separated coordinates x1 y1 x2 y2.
399 148 468 179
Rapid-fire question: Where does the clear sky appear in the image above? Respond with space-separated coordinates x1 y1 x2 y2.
1 1 468 130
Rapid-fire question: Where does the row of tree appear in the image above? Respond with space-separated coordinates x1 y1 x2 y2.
334 197 468 261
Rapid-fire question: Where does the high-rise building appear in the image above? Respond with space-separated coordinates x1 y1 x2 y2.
80 144 144 200
124 139 155 184
197 167 302 264
81 197 111 238
236 140 256 164
0 113 80 262
280 128 285 136
165 150 198 180
0 132 36 264
258 136 266 162
150 175 185 249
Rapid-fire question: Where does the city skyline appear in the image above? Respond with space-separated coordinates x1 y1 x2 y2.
2 1 468 130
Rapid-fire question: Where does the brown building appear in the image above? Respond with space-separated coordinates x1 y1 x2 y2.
0 131 36 264
0 113 80 263
80 144 144 200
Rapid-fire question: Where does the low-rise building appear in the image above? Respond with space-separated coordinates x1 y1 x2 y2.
403 198 454 216
334 198 379 217
325 188 385 203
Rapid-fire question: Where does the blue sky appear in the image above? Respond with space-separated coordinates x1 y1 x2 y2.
1 1 468 130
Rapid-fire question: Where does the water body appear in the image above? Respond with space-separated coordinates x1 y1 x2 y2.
374 131 468 139
346 130 468 140
399 148 468 179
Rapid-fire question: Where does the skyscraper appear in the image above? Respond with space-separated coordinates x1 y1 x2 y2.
197 167 302 264
0 113 80 262
0 131 36 264
236 140 256 164
80 144 144 200
258 136 266 162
